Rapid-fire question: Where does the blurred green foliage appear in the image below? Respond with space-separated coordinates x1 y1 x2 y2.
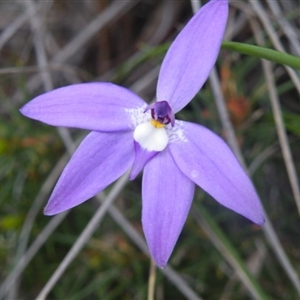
1 1 300 299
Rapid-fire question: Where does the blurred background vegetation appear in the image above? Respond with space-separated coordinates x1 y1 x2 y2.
1 0 300 299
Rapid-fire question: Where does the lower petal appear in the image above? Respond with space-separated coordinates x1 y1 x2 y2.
169 121 265 225
142 148 195 268
44 131 134 215
129 141 158 180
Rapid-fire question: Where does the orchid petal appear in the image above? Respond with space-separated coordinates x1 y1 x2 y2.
129 141 158 180
142 148 195 268
157 0 228 113
169 121 265 225
44 131 134 215
20 82 146 132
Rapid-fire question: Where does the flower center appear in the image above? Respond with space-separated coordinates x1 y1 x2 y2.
146 100 175 127
150 119 165 128
133 101 175 152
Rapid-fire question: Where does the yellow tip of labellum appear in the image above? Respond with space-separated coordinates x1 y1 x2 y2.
150 119 165 128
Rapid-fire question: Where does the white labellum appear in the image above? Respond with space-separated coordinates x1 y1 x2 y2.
133 122 169 151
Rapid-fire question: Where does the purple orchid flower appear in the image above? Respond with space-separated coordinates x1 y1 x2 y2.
20 0 264 268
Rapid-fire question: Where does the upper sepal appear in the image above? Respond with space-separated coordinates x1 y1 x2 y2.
157 0 228 113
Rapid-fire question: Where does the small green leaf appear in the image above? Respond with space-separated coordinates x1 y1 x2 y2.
282 111 300 138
